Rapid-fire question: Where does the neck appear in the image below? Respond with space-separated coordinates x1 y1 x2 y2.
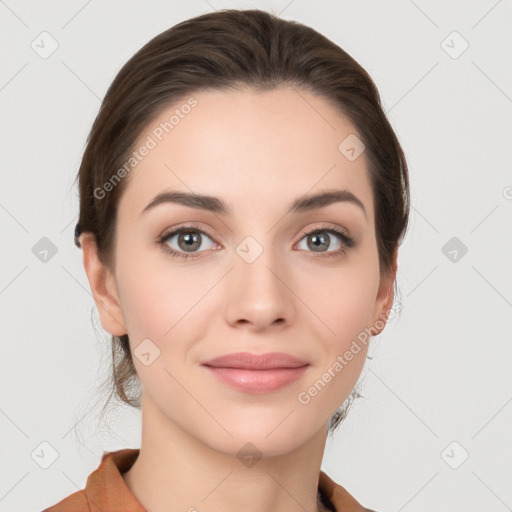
122 396 331 512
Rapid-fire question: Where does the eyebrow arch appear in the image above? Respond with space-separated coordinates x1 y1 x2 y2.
141 188 367 219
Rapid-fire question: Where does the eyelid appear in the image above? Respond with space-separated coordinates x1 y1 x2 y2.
157 223 218 247
298 221 350 238
156 220 355 259
296 222 356 252
158 221 350 243
158 222 211 238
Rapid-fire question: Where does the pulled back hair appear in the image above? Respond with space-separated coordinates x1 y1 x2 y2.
74 9 410 434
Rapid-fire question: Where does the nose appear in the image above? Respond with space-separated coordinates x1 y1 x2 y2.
223 240 296 332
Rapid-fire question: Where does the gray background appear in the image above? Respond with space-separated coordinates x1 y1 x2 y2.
1 1 511 511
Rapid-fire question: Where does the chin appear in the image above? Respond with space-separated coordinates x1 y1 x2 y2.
198 416 316 459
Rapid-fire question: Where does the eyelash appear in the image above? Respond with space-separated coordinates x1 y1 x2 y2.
155 223 355 261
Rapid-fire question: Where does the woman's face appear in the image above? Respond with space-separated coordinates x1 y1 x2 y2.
92 86 394 456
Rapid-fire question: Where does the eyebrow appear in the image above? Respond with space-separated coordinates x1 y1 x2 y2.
141 188 367 219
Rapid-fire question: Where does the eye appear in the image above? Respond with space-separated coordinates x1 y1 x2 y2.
296 223 355 258
156 224 217 260
156 222 356 261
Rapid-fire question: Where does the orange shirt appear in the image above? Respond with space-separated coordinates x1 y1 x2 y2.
42 448 376 512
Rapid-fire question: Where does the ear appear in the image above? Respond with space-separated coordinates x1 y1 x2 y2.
79 232 127 337
369 246 398 336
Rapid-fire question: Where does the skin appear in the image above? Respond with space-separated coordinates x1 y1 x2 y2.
80 86 396 512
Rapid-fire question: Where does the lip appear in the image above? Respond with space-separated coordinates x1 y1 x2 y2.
202 352 309 370
201 352 310 393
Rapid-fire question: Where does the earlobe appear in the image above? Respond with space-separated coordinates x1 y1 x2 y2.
79 232 127 337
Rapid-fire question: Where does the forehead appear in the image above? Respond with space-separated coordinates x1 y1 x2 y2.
118 86 374 222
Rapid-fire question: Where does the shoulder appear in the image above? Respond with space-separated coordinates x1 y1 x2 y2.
41 448 142 512
41 489 89 511
319 470 380 512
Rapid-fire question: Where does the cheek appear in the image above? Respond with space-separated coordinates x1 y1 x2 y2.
115 249 216 343
297 273 375 414
299 258 380 345
332 283 378 344
313 282 374 393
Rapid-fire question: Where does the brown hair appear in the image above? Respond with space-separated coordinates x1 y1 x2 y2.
74 8 410 434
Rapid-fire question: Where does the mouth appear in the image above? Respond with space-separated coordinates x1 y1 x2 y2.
201 352 310 393
202 351 309 370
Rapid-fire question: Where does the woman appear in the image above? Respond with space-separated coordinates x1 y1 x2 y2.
44 8 409 512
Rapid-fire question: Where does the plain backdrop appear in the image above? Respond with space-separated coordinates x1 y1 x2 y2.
1 1 511 511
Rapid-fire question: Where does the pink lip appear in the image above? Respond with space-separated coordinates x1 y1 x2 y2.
202 351 308 369
201 352 309 393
